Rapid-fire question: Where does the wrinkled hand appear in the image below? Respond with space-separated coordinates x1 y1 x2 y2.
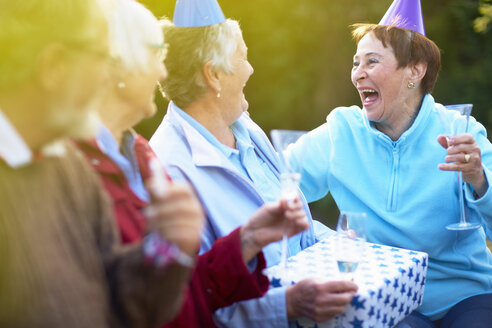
239 197 309 263
437 133 488 197
286 278 358 322
145 181 204 256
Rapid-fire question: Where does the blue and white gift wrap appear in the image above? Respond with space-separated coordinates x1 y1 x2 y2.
264 236 428 328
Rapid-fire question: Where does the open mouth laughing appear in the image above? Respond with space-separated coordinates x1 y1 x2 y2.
359 88 379 107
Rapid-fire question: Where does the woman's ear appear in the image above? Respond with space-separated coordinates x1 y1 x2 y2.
110 60 129 93
410 61 427 83
202 61 221 94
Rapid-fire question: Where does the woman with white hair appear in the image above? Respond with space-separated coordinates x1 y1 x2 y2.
149 1 358 326
76 0 309 327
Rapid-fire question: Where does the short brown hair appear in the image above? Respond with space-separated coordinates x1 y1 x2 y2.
351 24 441 94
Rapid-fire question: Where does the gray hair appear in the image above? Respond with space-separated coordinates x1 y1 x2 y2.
0 0 109 90
160 18 242 109
108 0 163 74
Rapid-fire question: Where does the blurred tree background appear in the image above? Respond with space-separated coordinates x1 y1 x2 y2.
137 0 491 229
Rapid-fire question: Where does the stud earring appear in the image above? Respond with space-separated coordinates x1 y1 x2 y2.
217 87 221 98
407 81 415 89
117 82 126 89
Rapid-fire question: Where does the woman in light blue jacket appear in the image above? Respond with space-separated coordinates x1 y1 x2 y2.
149 2 357 326
286 17 492 328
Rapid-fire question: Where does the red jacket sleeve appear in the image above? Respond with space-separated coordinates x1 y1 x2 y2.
164 227 269 328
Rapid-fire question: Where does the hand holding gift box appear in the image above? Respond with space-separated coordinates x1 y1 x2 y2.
264 235 428 328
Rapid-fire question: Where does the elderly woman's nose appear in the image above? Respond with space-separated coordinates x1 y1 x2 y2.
352 65 367 81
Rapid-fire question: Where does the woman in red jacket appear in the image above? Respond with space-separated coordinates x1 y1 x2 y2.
78 0 309 326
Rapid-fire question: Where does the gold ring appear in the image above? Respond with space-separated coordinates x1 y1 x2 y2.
464 154 471 163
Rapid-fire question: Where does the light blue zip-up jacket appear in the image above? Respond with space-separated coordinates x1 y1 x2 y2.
288 94 492 320
150 103 332 327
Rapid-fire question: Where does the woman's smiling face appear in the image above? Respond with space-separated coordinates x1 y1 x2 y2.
351 32 413 126
219 32 254 123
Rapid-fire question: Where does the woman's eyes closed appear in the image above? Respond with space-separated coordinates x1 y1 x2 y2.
353 58 378 67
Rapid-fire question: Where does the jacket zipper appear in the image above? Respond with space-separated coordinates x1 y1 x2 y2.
387 145 400 211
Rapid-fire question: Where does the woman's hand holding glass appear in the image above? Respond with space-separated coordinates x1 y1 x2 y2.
437 104 485 230
240 198 309 264
270 129 308 269
145 159 204 258
438 132 488 198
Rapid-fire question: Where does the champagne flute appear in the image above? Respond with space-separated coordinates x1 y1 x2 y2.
440 104 481 231
335 211 366 279
270 129 307 270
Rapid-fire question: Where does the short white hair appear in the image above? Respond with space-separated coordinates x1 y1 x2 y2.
108 0 163 74
160 19 243 109
201 19 242 75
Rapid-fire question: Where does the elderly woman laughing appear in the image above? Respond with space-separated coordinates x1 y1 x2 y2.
287 0 492 327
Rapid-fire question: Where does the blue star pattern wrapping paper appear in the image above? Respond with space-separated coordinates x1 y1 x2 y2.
264 235 428 328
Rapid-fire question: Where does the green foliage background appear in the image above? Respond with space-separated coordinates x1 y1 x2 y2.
136 0 492 227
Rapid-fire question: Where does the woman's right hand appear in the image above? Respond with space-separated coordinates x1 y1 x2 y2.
239 197 309 263
145 181 205 257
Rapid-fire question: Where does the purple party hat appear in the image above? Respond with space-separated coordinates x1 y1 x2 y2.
173 0 226 27
379 0 426 36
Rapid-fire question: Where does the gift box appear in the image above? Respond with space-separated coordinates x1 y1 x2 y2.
264 236 428 328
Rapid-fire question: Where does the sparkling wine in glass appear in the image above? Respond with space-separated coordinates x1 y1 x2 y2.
439 104 481 231
335 212 366 278
270 129 307 270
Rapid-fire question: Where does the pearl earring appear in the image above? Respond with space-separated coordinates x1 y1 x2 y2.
407 81 415 89
217 87 221 98
117 82 126 89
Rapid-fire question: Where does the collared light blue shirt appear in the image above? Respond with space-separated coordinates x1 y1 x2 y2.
96 125 149 202
151 102 334 327
173 103 281 202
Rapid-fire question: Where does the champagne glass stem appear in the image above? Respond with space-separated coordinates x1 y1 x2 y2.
457 172 466 225
279 196 293 272
446 161 480 230
280 234 288 269
279 172 300 271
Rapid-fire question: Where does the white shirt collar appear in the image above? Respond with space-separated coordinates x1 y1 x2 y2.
0 109 33 168
167 103 225 166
